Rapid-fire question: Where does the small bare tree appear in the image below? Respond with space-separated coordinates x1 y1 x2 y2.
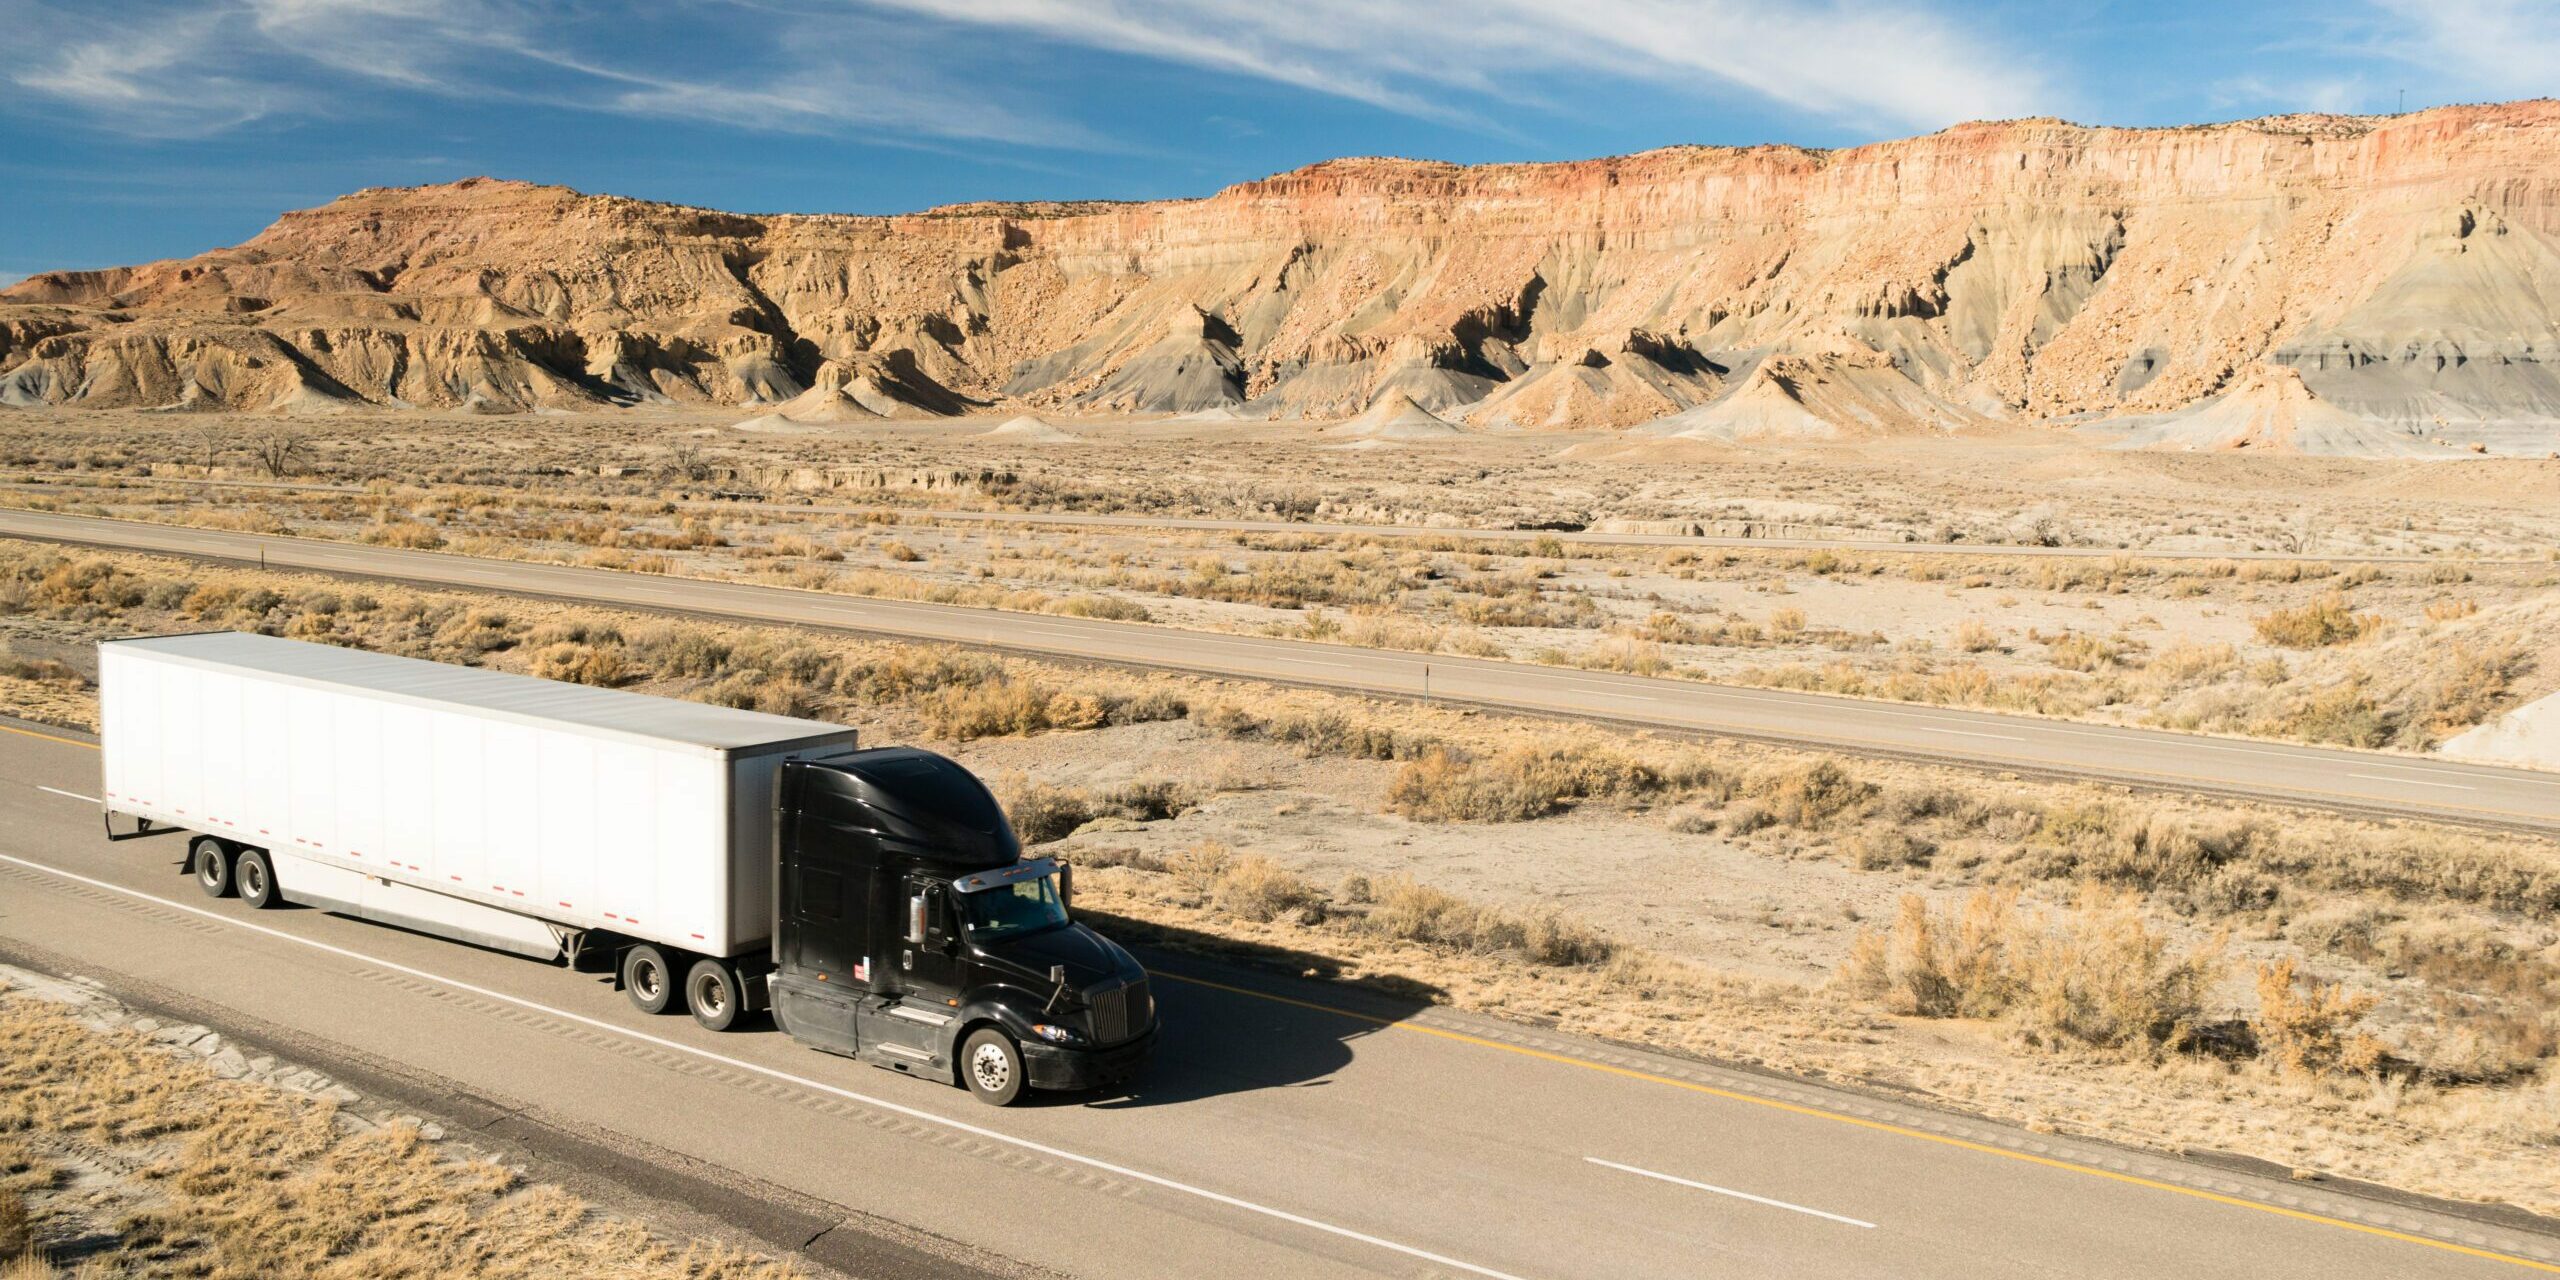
250 429 311 478
2275 508 2326 556
664 440 711 482
186 422 230 473
2015 502 2074 549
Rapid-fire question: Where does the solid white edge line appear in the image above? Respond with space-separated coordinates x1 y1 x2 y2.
1585 1157 1877 1229
0 846 1535 1280
35 786 99 804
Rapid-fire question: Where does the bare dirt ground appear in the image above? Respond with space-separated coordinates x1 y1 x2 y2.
5 409 2559 755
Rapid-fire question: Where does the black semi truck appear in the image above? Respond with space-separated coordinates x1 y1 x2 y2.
102 633 1154 1106
768 747 1156 1104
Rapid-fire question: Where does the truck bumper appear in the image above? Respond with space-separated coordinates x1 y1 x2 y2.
1023 1027 1156 1092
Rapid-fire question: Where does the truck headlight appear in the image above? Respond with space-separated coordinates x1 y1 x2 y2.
1030 1023 1085 1045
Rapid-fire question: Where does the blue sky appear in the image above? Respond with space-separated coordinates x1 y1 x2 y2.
2 0 2554 284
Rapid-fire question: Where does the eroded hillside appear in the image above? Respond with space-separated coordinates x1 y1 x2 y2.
5 102 2558 448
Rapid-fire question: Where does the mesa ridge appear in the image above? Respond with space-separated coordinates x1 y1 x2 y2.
5 102 2557 453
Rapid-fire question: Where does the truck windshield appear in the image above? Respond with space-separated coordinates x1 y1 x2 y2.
959 876 1068 941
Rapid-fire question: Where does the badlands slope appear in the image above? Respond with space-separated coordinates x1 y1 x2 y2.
5 102 2559 452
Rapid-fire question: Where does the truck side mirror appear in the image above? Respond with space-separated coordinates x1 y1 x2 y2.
1056 862 1073 909
906 893 928 946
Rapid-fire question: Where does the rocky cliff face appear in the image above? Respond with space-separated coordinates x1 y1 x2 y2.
7 102 2558 448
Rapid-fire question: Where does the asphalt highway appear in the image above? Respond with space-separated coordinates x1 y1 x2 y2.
5 476 2516 563
2 719 2555 1278
5 507 2558 833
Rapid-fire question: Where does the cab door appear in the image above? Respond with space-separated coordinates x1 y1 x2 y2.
898 876 965 1004
851 877 964 1074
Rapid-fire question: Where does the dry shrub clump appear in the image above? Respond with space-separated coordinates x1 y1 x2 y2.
1748 760 1872 829
0 992 799 1280
1386 743 1723 822
1173 844 1328 924
998 777 1200 844
1190 697 1420 761
2251 593 2382 648
917 673 1184 741
1838 889 2222 1059
1083 843 1612 967
357 519 446 550
2253 958 2385 1077
1361 874 1613 966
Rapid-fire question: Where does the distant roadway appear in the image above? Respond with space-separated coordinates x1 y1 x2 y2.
2 475 2517 563
3 720 2557 1278
3 507 2557 833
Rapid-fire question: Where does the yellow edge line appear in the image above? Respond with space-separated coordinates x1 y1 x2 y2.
1152 970 2560 1274
1 723 94 750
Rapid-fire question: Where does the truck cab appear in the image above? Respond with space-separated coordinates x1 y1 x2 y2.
768 747 1155 1104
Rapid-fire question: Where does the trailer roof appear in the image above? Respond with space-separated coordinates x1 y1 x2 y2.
107 631 855 754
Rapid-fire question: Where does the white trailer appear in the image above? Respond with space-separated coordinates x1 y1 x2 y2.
96 630 1158 1102
98 632 860 965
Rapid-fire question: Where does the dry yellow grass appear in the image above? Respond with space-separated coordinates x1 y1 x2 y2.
1839 889 2224 1058
6 537 2558 1211
1071 840 2560 1214
0 987 799 1280
11 447 2556 760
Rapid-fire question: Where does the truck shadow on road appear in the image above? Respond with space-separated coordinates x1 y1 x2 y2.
1065 911 1446 1111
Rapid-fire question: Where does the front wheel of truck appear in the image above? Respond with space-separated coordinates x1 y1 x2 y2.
960 1027 1025 1106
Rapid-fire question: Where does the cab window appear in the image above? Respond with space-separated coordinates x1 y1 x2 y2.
959 877 1068 940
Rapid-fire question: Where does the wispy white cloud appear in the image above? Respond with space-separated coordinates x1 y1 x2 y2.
2365 0 2560 96
7 5 293 135
2207 74 2373 116
860 0 2058 131
1 0 1087 145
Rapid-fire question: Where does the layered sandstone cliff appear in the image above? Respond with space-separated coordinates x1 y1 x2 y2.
6 102 2558 449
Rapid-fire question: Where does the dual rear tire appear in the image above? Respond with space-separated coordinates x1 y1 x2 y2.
620 943 746 1033
185 841 743 1033
192 836 233 898
192 837 280 909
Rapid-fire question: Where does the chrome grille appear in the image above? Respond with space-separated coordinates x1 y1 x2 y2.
1090 982 1129 1044
1126 978 1153 1038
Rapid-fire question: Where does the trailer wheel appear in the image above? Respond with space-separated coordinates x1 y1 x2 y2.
622 944 682 1016
191 837 234 899
960 1027 1025 1106
234 847 281 909
685 958 744 1032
